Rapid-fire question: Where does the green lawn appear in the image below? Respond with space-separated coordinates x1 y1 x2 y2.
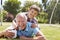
0 22 60 40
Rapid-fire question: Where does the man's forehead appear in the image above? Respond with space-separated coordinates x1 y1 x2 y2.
16 17 24 20
16 14 27 19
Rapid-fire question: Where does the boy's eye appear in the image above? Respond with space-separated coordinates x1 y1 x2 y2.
34 13 36 14
18 21 20 22
31 11 33 13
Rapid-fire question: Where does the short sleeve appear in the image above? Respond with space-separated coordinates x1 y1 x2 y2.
33 28 40 35
27 22 32 27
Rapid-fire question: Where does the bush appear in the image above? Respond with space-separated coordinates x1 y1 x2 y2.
36 12 48 23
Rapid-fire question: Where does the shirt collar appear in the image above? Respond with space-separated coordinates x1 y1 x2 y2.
24 23 29 31
20 22 32 32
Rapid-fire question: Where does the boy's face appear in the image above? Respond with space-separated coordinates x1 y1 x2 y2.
16 16 27 29
28 9 38 19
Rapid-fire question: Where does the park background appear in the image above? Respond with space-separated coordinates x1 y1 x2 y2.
0 0 60 40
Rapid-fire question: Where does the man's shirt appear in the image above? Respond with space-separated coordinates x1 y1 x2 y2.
17 22 40 37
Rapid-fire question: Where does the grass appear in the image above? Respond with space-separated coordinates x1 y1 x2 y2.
0 22 60 40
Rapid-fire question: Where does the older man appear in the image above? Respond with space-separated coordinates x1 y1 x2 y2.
0 14 27 38
0 13 46 40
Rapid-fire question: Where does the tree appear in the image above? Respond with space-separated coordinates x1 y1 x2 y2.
3 0 21 17
54 0 60 24
3 0 21 22
36 12 48 23
21 0 42 12
42 0 47 11
46 0 60 24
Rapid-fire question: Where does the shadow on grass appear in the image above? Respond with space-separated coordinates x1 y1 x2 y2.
0 38 21 40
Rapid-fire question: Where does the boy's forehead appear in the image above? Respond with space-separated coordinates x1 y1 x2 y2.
30 9 38 12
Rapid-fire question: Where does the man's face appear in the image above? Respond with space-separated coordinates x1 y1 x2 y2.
16 16 27 29
28 9 38 19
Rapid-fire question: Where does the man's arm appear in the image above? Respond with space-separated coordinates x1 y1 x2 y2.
12 20 17 28
19 30 46 40
20 36 37 40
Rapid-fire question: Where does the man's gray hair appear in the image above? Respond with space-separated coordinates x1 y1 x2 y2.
16 13 27 20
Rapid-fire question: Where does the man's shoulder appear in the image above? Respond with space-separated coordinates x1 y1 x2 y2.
26 22 32 28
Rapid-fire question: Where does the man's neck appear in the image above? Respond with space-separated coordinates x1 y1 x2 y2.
21 25 26 31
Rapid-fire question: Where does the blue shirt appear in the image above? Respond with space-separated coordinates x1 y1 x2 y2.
17 22 40 37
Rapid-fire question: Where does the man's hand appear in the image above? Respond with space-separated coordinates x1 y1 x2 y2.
4 30 15 38
20 36 34 40
0 31 4 38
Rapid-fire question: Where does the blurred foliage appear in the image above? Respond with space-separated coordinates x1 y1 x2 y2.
3 0 21 17
46 0 60 24
0 10 8 22
36 12 48 23
21 0 48 23
42 0 47 10
1 0 60 24
2 10 8 22
3 0 21 22
21 0 42 12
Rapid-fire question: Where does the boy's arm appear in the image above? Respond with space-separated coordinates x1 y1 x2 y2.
12 20 18 30
12 20 17 28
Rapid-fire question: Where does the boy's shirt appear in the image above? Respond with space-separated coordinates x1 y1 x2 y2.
17 22 40 37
